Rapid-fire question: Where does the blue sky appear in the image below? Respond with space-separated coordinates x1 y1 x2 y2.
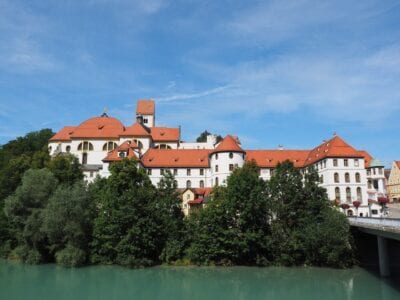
0 0 399 166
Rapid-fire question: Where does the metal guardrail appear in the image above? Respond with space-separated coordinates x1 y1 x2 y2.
348 217 400 237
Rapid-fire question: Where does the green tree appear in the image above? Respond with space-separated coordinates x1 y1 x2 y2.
42 182 94 267
196 130 223 143
188 161 270 265
47 153 83 185
157 170 186 263
91 158 165 267
4 169 57 263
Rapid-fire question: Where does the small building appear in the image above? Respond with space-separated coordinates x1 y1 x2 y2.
387 161 400 202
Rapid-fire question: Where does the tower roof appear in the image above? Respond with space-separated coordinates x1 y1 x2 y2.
212 135 245 154
136 100 155 115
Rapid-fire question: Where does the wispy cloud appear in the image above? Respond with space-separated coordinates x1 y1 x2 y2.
156 85 232 102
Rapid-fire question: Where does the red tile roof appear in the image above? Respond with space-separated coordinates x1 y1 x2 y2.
49 126 76 141
151 127 180 142
70 116 124 139
103 141 138 162
246 150 310 168
188 198 203 205
141 149 211 168
396 161 400 169
136 100 155 115
213 135 245 153
120 122 151 137
304 135 363 166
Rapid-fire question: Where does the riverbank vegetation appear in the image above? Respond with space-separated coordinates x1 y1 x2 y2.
0 130 355 268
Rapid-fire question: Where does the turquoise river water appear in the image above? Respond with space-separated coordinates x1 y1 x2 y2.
1 260 400 300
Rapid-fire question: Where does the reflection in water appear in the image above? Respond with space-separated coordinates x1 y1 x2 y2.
1 260 399 300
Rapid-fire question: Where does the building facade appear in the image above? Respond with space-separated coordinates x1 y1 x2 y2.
387 161 400 202
49 99 385 217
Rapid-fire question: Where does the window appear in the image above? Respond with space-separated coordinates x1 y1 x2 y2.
229 164 234 171
379 168 383 175
200 180 204 188
345 173 350 183
373 168 376 175
320 175 324 183
157 144 172 149
186 180 191 188
354 159 359 167
215 177 219 186
357 187 362 201
373 180 378 189
187 169 191 176
323 160 327 168
143 118 148 124
200 169 204 176
133 139 143 149
333 159 338 167
90 171 94 178
160 169 164 175
372 209 378 215
186 194 191 200
368 180 372 189
215 165 218 172
229 152 233 159
335 187 340 200
102 141 118 151
48 146 52 153
82 153 88 164
346 187 351 203
334 173 339 183
78 141 94 151
173 169 178 176
66 145 71 152
148 169 152 175
367 169 371 176
355 172 361 183
215 153 218 160
344 159 348 167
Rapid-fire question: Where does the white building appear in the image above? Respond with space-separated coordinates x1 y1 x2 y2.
49 99 385 217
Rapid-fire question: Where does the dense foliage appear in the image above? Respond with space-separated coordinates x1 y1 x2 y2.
0 130 355 268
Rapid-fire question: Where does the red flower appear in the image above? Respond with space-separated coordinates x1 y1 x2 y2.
378 197 388 205
352 200 361 208
341 203 350 210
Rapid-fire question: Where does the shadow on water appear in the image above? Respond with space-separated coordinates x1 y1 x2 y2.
1 259 400 300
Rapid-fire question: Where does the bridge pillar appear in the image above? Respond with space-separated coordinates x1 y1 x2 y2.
377 236 390 277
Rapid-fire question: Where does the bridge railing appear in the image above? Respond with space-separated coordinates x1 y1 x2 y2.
348 217 400 228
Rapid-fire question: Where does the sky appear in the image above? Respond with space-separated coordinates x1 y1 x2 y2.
0 0 399 167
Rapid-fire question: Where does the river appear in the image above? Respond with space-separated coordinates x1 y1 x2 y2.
1 260 399 299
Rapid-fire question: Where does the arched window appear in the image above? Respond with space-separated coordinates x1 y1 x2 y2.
48 146 52 153
186 180 191 188
156 144 172 149
66 145 71 153
77 141 94 151
335 187 340 200
200 180 204 188
346 187 351 203
103 141 118 151
345 173 350 183
215 153 218 160
355 172 361 183
215 177 219 186
334 173 339 183
229 152 233 159
320 175 324 183
357 187 362 201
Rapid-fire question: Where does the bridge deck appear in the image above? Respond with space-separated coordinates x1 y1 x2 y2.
348 217 400 241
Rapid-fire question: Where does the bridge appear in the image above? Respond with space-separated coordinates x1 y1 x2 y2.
349 217 400 277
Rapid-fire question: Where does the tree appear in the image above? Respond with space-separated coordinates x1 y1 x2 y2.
42 182 94 267
47 153 83 185
188 161 270 265
196 130 223 143
157 170 186 263
3 169 57 263
90 159 165 267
